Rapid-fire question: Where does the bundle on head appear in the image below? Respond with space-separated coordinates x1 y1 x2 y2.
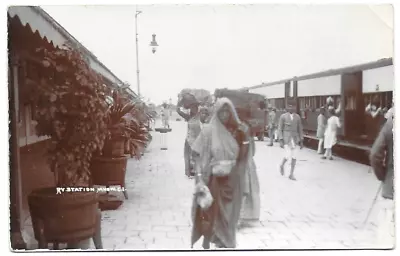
178 88 211 109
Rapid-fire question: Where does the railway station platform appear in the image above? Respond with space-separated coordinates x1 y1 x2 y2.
21 119 392 250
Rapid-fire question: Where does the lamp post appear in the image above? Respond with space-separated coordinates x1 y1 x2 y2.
135 10 142 98
135 10 159 99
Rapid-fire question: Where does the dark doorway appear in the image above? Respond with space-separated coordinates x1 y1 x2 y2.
342 72 364 140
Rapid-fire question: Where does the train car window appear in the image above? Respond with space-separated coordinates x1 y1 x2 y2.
306 97 309 109
382 93 387 108
379 92 392 108
385 91 393 108
299 97 304 109
277 98 284 109
311 97 317 110
363 94 369 105
321 96 326 106
278 98 283 109
333 95 339 106
346 95 356 110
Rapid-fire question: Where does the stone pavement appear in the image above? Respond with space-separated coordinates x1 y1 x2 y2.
98 119 394 250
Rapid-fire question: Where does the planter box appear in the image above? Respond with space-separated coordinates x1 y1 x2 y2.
90 155 129 207
28 187 99 248
90 156 129 187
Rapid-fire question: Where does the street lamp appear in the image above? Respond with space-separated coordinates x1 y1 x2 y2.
135 10 159 98
150 34 159 54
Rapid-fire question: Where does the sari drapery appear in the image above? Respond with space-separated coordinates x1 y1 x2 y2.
190 98 250 248
240 138 260 221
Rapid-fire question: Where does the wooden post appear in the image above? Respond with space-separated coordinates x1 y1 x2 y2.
340 74 346 138
284 81 290 108
9 55 26 250
293 79 299 114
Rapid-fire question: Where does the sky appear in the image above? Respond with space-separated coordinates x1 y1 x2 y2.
41 5 393 105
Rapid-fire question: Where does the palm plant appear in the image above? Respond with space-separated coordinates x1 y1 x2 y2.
101 89 152 158
101 90 136 157
124 102 153 159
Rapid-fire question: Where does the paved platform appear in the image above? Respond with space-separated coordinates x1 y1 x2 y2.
99 120 392 250
20 119 393 250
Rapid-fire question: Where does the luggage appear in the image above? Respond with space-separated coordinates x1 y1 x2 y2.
178 89 212 108
214 89 267 139
214 88 266 112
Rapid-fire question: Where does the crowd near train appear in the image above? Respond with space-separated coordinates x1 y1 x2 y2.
159 58 394 161
245 58 394 149
207 57 396 165
153 57 394 249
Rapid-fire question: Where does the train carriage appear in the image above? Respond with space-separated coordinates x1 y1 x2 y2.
248 80 289 138
243 58 393 163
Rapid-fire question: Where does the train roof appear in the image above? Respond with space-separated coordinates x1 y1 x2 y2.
245 57 393 90
214 88 266 99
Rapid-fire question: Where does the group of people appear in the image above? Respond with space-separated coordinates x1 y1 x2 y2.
316 106 341 160
177 97 261 249
365 96 394 122
175 93 394 249
263 97 343 181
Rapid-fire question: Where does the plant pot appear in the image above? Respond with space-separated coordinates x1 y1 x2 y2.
90 156 129 210
90 155 129 187
28 187 99 246
103 137 126 157
98 194 123 211
155 128 172 133
124 139 131 155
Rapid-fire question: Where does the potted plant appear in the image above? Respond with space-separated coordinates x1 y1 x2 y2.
90 90 151 209
27 46 109 248
125 102 154 155
89 90 134 207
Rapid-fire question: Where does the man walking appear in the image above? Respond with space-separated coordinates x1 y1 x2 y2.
278 99 304 181
267 106 277 146
369 114 394 248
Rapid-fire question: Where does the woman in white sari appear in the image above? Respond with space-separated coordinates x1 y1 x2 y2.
190 98 251 249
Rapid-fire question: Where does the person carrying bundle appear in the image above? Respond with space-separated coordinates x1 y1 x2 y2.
177 89 212 178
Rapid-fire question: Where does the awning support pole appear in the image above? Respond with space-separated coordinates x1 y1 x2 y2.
9 55 27 250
